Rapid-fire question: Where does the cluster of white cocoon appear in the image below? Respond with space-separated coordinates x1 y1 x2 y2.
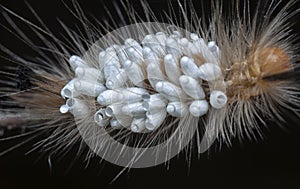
59 30 227 133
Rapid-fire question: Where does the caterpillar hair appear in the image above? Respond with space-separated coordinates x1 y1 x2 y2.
0 0 299 177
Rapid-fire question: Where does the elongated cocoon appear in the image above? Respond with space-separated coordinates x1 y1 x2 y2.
124 38 143 53
69 55 89 71
120 87 148 103
180 56 199 79
198 63 222 81
124 38 143 62
179 75 205 99
103 63 121 81
166 37 181 59
66 98 89 117
190 33 205 53
98 51 107 69
147 63 165 88
114 45 128 67
122 102 146 116
142 94 167 113
164 54 181 85
61 79 80 99
74 80 106 97
131 118 146 133
209 90 227 109
75 67 105 84
143 46 159 64
105 103 124 117
167 102 188 117
189 100 209 117
179 38 198 56
126 47 143 64
145 110 167 131
105 47 120 65
94 109 110 127
155 81 186 101
97 90 123 106
207 41 220 57
124 60 145 87
142 34 164 56
106 69 128 89
190 34 208 58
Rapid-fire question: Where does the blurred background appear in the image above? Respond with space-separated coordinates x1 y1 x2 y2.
0 0 299 188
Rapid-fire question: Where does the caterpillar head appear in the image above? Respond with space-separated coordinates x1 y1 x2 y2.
226 46 292 100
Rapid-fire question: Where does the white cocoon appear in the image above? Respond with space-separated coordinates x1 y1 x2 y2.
97 90 123 106
74 80 106 97
198 63 222 81
167 102 188 117
69 55 89 71
164 54 181 85
189 100 209 117
145 110 167 131
179 75 205 99
180 56 199 79
209 90 227 109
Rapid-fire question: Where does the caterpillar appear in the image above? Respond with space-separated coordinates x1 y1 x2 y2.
0 0 299 177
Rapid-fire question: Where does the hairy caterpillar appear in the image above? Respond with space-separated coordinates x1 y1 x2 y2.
0 0 299 179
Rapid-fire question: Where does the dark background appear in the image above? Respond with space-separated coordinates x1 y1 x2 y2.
0 0 299 188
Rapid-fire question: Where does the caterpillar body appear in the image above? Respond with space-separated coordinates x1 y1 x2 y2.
0 0 299 172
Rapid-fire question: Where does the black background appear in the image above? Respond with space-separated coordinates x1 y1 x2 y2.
0 0 299 188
